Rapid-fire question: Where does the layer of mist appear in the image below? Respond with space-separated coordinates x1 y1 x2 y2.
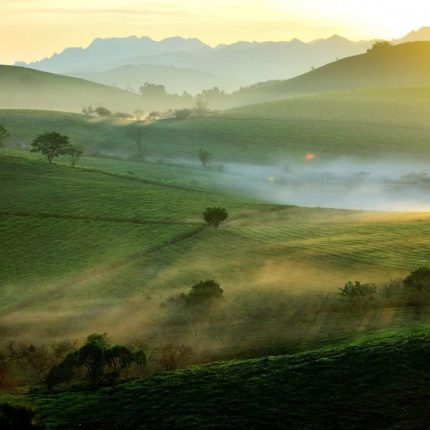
217 157 430 211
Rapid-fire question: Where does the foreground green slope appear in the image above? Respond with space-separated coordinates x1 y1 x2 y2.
0 155 272 338
3 153 430 341
231 41 430 106
3 330 430 429
3 83 430 163
0 65 185 113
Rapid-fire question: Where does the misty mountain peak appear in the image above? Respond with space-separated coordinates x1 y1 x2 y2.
398 26 430 43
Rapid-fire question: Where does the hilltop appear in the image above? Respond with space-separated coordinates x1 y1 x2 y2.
0 66 191 112
229 41 430 106
3 84 430 162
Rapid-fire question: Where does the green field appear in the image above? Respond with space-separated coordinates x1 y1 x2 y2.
3 32 430 430
2 328 430 429
3 85 430 165
1 152 430 342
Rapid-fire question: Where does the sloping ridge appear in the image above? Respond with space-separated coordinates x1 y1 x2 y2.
232 41 430 105
0 65 145 112
14 331 430 429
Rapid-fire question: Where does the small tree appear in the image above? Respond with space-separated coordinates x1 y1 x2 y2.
194 94 209 117
77 334 108 386
187 280 224 305
0 125 9 147
31 132 69 164
175 108 193 120
198 149 211 168
340 281 377 298
66 145 83 167
95 106 112 117
367 41 392 53
46 333 146 388
203 207 228 229
139 83 167 98
148 111 160 121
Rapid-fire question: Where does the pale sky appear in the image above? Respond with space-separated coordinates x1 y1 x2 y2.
1 0 430 64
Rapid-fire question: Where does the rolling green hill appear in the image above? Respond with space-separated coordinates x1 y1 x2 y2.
230 41 430 106
3 82 430 164
2 329 430 429
0 66 190 113
2 152 430 342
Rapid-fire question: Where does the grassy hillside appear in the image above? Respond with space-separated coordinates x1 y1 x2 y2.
3 329 430 429
2 152 430 341
0 66 190 113
230 41 430 106
0 155 274 338
3 84 430 164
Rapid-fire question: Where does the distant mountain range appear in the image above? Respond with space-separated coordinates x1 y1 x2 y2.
15 35 372 92
15 28 430 94
4 28 430 113
397 27 430 43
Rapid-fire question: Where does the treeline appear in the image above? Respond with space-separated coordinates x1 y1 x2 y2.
2 269 430 391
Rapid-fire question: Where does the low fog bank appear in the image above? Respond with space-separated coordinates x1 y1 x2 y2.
218 157 430 212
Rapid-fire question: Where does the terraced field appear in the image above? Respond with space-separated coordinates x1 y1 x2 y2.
0 155 273 337
2 153 430 341
3 86 430 165
232 211 430 271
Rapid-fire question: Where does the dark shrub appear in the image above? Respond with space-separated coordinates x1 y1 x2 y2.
95 107 112 117
340 281 377 298
174 108 193 120
187 280 224 305
403 267 430 292
203 207 228 229
0 404 43 429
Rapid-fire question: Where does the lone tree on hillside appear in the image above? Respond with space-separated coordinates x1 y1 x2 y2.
193 94 209 117
95 106 112 117
203 207 228 229
66 144 83 167
175 108 193 120
187 280 224 305
198 149 211 168
148 111 160 121
0 125 9 147
31 132 70 164
45 334 146 388
367 41 392 53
